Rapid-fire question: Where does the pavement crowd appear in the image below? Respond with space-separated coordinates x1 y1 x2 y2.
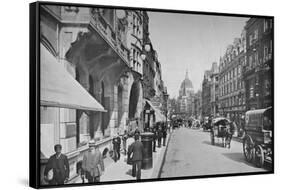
70 133 171 183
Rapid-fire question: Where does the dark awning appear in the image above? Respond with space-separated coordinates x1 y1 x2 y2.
40 44 106 112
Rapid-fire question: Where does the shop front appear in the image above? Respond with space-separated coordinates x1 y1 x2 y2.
40 43 107 184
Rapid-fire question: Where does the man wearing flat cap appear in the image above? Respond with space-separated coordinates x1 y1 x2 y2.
44 144 70 185
82 140 105 183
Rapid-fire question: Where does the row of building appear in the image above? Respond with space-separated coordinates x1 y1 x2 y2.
168 69 201 121
169 17 273 129
201 17 273 128
40 5 168 183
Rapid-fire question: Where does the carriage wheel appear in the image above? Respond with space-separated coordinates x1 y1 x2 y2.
254 145 264 168
243 135 254 162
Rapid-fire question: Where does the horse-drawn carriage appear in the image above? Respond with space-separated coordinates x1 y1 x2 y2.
203 116 212 131
210 117 234 148
243 107 272 168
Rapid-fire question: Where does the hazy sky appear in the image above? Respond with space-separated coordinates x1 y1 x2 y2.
148 12 249 98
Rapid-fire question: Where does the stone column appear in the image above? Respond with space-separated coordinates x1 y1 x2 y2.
92 80 103 140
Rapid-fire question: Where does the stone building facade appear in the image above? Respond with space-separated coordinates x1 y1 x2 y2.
39 5 163 183
191 90 202 119
210 62 219 116
201 70 212 117
178 70 194 118
218 32 247 124
243 18 273 110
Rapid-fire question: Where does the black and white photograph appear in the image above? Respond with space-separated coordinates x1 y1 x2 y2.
30 1 273 188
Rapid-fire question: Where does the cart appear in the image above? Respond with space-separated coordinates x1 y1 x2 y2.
243 107 272 168
210 117 231 147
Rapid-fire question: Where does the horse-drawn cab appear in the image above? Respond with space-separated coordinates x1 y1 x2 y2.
203 116 212 131
243 107 272 168
210 117 231 147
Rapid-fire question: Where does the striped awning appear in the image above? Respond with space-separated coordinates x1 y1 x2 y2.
145 99 166 122
40 43 106 112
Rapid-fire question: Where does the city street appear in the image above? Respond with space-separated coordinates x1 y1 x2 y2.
160 127 267 178
36 5 273 186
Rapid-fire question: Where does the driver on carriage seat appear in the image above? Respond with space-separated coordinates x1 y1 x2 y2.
225 122 235 149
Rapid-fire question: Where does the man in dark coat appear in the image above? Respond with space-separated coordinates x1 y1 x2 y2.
157 124 163 148
128 134 144 180
112 134 121 162
152 125 157 152
226 122 235 148
134 127 141 136
162 124 167 146
44 144 70 185
122 130 128 155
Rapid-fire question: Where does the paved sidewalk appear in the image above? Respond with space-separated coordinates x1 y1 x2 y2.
72 133 171 183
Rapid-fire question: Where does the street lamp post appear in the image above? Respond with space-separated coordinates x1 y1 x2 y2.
163 92 169 132
140 42 151 132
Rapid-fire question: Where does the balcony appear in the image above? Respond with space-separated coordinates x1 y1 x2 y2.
90 9 130 64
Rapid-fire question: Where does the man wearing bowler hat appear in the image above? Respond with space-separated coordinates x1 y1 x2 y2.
44 144 70 185
82 140 104 183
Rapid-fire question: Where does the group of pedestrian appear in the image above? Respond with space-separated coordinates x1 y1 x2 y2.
110 127 145 180
151 122 167 152
44 140 105 185
43 124 166 184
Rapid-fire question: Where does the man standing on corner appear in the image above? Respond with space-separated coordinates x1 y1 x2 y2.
128 134 144 180
82 140 105 183
44 144 70 185
122 130 128 155
162 124 167 146
113 134 121 162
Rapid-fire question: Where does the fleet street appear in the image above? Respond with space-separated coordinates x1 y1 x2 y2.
160 127 267 178
38 4 273 186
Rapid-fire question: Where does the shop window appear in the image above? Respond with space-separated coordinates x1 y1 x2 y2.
269 40 272 59
249 35 253 46
255 52 259 66
250 82 254 99
264 45 269 62
40 106 59 158
101 9 114 29
264 78 271 96
74 72 89 147
254 29 258 40
264 19 269 32
249 55 253 68
238 65 241 75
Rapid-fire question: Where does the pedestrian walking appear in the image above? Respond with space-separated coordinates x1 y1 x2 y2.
112 134 121 162
162 124 167 146
128 134 144 180
44 144 70 185
122 130 128 155
157 123 163 148
82 140 104 183
225 122 235 149
134 126 141 136
152 125 157 152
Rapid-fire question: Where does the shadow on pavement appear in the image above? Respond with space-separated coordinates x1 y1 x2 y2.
202 140 225 149
222 152 256 167
126 169 133 176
